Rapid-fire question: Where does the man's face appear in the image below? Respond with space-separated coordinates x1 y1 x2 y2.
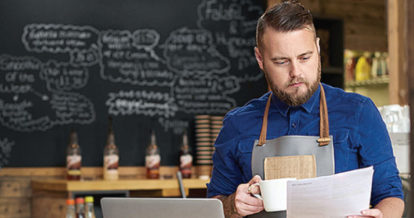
255 27 321 106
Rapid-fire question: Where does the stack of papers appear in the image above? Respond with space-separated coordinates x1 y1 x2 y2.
287 166 374 218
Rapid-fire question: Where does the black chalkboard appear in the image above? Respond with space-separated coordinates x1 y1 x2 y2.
0 0 268 167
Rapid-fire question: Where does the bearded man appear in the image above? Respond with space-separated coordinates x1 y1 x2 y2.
207 1 404 218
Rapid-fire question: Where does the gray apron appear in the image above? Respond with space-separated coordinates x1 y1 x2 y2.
248 84 335 218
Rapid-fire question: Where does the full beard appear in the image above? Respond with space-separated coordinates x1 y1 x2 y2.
268 62 321 107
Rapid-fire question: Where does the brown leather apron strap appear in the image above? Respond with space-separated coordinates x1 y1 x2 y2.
257 83 330 146
258 94 272 145
317 83 330 146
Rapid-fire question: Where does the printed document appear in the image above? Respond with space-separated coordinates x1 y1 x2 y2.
287 166 374 218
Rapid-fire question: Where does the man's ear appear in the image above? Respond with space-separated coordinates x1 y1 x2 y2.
316 37 320 54
254 46 264 71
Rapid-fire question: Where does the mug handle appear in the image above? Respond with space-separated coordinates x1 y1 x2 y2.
248 183 263 200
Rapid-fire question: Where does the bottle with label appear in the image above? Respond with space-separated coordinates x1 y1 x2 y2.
179 132 193 178
84 196 96 218
66 199 76 218
75 197 85 218
103 117 119 180
66 130 82 180
145 131 160 179
355 52 372 82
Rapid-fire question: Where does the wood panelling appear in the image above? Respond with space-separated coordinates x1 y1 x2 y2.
267 0 387 52
0 198 30 218
0 166 205 218
0 178 31 198
408 0 414 214
388 0 408 105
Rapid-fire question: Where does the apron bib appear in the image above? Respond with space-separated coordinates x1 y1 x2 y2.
248 84 335 218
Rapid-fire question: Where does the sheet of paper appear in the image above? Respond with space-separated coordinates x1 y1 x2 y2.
287 166 374 218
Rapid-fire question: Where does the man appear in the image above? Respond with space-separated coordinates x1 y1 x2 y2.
207 1 404 218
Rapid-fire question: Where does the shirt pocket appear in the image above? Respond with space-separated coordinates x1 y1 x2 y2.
332 130 353 173
236 138 255 182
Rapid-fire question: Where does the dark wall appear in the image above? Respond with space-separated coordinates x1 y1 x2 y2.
0 0 268 167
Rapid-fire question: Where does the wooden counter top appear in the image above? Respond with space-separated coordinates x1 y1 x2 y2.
32 178 209 192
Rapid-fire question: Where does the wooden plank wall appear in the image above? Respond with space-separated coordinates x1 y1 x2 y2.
267 0 387 52
408 0 414 214
0 167 195 217
388 0 408 105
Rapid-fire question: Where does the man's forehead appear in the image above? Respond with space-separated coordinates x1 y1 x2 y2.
261 27 317 56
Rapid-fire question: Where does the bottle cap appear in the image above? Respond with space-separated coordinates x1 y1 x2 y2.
85 196 94 203
75 197 84 204
66 199 75 205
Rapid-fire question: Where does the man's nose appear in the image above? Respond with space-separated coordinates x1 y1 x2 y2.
289 61 301 78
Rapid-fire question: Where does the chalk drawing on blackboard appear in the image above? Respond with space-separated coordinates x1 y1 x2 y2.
163 27 230 75
50 91 95 125
22 24 100 53
41 61 89 91
69 47 101 67
106 90 178 118
0 54 50 109
100 29 174 86
0 98 53 132
197 0 263 82
158 117 189 134
171 74 237 114
0 54 95 131
0 137 14 169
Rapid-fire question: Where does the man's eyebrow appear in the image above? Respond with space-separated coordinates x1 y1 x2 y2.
298 51 313 57
270 56 288 61
270 51 314 61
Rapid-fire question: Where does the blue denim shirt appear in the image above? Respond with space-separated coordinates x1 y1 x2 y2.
207 83 403 206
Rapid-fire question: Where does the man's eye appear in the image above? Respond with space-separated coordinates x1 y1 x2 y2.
275 60 288 65
300 56 310 61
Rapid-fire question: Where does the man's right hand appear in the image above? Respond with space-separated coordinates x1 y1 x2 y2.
214 175 264 217
233 175 264 216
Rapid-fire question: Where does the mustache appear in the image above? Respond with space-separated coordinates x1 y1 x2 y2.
287 78 306 86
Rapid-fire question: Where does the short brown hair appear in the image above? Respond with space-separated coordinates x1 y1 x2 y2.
256 0 315 49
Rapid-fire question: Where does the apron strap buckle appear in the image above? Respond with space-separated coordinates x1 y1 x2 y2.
317 137 330 146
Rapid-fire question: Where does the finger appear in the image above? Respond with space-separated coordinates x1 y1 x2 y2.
248 175 262 185
236 202 264 215
247 183 260 194
347 216 372 218
361 209 382 217
235 190 263 207
241 194 264 207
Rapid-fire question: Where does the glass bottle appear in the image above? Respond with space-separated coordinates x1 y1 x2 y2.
355 52 372 81
66 199 76 218
179 132 192 178
145 131 160 179
75 197 85 218
66 130 81 180
103 117 119 180
84 196 96 218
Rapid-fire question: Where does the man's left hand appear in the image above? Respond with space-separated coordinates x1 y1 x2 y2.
347 209 383 218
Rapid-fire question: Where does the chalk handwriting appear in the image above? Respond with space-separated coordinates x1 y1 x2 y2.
0 137 14 168
106 90 178 118
22 24 100 53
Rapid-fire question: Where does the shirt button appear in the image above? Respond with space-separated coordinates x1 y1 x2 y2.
291 123 296 128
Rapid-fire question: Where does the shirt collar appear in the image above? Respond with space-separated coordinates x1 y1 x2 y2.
271 84 321 116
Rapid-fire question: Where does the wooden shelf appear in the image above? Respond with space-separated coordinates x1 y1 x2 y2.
32 178 209 192
345 76 389 88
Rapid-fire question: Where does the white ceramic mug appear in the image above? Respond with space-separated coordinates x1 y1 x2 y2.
250 178 296 212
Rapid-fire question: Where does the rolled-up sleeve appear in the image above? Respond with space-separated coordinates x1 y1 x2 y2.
356 99 404 206
207 114 244 197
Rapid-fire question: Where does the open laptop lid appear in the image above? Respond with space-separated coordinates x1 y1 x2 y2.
101 198 225 218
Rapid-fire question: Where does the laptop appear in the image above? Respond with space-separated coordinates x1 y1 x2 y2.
101 197 225 218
